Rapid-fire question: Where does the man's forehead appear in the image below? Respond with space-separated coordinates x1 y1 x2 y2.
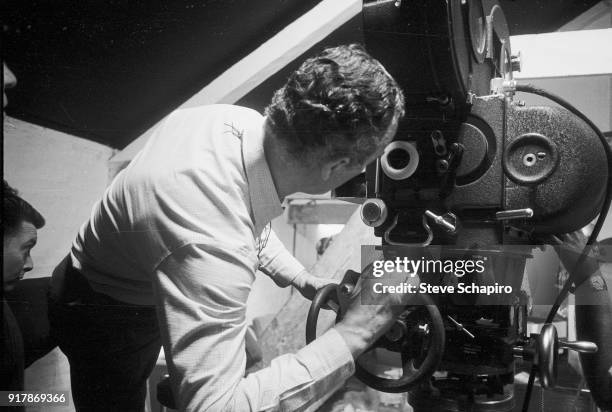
15 221 38 242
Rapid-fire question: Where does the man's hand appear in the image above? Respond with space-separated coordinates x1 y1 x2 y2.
333 261 418 359
543 231 600 286
291 270 336 301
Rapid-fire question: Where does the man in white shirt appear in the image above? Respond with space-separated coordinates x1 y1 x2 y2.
49 43 409 411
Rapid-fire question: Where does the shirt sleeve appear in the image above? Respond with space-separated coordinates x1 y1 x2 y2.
257 229 306 288
153 242 355 412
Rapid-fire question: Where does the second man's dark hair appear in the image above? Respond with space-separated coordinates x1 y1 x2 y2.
2 180 45 236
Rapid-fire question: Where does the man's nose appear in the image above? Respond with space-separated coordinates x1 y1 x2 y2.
3 64 17 89
3 64 17 108
23 255 34 272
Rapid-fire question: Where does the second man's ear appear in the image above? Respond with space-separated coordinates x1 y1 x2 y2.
321 157 351 181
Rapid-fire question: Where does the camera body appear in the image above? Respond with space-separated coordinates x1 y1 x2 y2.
344 1 608 410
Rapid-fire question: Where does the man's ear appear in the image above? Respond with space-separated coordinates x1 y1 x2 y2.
321 157 351 181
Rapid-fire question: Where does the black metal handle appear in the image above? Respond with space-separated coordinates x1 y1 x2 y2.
306 281 446 393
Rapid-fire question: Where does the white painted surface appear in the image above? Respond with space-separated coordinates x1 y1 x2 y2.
511 29 612 79
3 116 115 278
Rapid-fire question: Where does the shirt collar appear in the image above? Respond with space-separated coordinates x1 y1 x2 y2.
242 117 283 236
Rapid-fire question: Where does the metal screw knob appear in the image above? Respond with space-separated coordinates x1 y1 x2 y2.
495 208 533 221
425 210 457 233
535 324 597 389
417 324 430 336
559 340 598 354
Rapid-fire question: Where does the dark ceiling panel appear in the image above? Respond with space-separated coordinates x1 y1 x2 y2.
2 0 321 148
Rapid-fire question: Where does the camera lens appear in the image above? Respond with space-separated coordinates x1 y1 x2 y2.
381 141 419 180
388 148 410 170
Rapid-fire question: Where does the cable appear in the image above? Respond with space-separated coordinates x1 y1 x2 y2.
522 365 538 412
515 84 612 412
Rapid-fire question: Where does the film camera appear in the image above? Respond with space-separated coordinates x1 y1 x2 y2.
307 1 612 410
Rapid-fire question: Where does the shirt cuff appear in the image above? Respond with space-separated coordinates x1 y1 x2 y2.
298 328 355 380
274 328 355 411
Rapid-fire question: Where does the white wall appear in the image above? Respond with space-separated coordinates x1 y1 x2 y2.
513 2 612 239
3 116 115 278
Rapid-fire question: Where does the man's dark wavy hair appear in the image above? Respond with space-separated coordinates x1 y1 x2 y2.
265 43 405 165
2 180 45 236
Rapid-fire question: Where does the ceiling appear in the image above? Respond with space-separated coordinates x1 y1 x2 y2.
2 0 600 149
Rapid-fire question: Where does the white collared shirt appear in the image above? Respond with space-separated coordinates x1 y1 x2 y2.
70 104 355 411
